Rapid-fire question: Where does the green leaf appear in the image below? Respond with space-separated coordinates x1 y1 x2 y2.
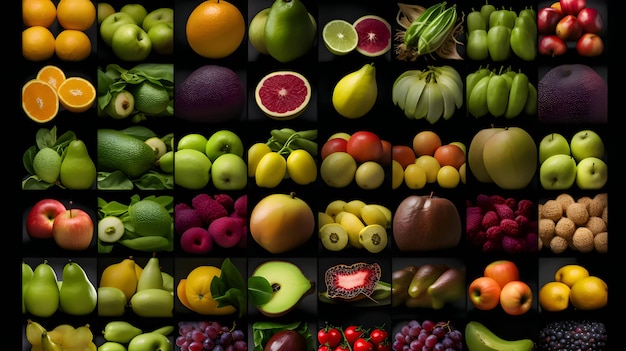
97 171 134 190
248 276 272 306
209 258 246 317
252 321 312 351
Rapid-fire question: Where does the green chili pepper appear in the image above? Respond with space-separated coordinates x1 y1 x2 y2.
487 25 512 61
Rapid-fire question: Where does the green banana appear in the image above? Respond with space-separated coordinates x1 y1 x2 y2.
103 321 143 343
119 236 171 252
404 75 427 118
468 74 491 118
503 72 529 119
523 82 537 116
404 2 447 48
486 74 509 117
465 321 534 351
425 80 444 124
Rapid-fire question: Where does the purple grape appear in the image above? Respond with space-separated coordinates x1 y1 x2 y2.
448 330 462 343
441 337 454 349
188 341 203 351
422 320 435 333
425 335 438 348
213 345 224 351
433 343 444 351
432 327 445 340
205 326 220 340
219 331 233 346
203 337 215 350
233 340 247 351
232 329 245 341
191 330 206 343
176 335 187 347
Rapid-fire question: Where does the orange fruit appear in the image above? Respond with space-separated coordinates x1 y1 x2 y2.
22 79 59 123
538 281 570 312
22 0 57 27
57 77 96 113
55 29 92 61
569 275 608 310
22 26 56 61
185 0 245 59
56 0 96 31
183 265 237 315
36 65 66 91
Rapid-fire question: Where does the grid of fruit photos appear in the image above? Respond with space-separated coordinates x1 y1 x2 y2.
19 0 610 350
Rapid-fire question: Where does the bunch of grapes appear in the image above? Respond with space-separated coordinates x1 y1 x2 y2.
176 321 247 351
392 320 463 351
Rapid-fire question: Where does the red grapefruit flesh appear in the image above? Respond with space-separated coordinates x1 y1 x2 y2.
255 71 311 120
353 15 392 57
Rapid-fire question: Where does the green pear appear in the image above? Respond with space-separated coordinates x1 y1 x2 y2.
98 341 128 351
22 262 34 314
59 259 97 315
161 271 174 293
264 0 316 63
59 139 96 190
97 286 128 317
136 254 163 291
130 288 173 317
24 260 59 317
103 321 143 344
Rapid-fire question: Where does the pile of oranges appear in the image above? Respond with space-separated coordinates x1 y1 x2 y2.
22 0 95 61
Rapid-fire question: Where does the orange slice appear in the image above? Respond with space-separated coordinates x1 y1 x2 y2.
22 79 59 123
57 76 96 113
36 65 66 91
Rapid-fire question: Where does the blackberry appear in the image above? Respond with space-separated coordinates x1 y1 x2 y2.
537 320 607 351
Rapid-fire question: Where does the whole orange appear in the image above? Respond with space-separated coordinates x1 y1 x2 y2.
22 26 56 61
182 265 237 315
23 0 57 28
569 275 607 310
185 0 245 59
56 0 96 31
55 29 92 61
413 130 442 157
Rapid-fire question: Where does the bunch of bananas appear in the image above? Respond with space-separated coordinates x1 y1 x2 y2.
392 65 463 123
466 66 537 119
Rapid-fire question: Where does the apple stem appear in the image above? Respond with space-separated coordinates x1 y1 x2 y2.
290 191 296 199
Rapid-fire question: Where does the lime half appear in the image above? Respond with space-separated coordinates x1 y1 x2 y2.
322 19 358 55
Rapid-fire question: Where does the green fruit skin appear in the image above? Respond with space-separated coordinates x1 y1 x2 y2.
22 262 34 314
33 147 62 184
130 81 170 115
489 9 516 29
104 321 143 343
173 149 211 190
130 288 173 317
97 129 157 178
468 75 491 118
59 261 97 316
24 261 59 317
97 286 127 317
466 29 488 61
98 341 127 351
510 25 536 61
467 10 486 32
465 321 534 351
264 0 316 63
60 140 97 189
486 75 509 117
487 26 512 61
504 72 530 119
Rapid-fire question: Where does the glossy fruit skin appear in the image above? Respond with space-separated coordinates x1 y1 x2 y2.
343 326 364 346
483 260 520 289
576 7 603 33
468 276 501 310
369 328 388 345
318 327 342 347
353 338 374 351
499 280 533 316
346 131 383 163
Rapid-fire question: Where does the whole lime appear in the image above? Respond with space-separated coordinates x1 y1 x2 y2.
33 147 62 183
128 199 172 237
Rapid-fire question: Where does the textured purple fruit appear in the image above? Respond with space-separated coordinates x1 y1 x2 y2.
208 216 243 248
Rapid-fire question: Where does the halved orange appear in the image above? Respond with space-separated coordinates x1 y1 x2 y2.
22 79 59 123
57 76 96 113
36 65 66 91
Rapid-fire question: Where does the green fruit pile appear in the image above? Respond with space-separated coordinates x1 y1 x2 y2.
100 321 174 351
466 66 537 119
465 4 537 61
392 263 465 310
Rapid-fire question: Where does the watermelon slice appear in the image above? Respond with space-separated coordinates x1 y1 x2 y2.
353 15 392 57
254 71 311 120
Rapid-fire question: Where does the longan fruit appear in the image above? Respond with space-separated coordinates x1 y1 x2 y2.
594 232 608 253
555 193 575 212
593 193 608 208
586 198 604 217
542 200 563 222
585 216 607 235
565 202 589 226
555 217 576 240
549 236 568 254
539 218 556 246
572 227 594 253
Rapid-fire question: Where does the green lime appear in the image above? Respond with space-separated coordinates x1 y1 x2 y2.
128 199 172 237
33 147 61 184
322 19 358 55
130 80 170 115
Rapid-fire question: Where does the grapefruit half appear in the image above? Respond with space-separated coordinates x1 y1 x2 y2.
255 71 311 120
353 15 392 57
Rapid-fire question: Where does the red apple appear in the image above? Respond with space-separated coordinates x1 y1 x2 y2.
576 7 603 33
556 15 583 41
468 276 501 310
576 33 604 56
26 199 67 239
560 0 586 16
392 145 416 169
538 35 568 57
499 280 533 316
180 227 212 254
483 260 520 289
52 207 94 250
321 137 348 160
537 7 565 35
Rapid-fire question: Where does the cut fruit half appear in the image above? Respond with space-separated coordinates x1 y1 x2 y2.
255 71 311 120
22 79 59 123
57 76 96 113
36 65 66 91
353 15 392 57
322 19 358 55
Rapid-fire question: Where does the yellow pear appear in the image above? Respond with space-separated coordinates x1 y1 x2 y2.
99 257 138 301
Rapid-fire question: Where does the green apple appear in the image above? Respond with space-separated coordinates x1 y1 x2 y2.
539 154 577 190
100 11 135 47
147 21 174 55
97 286 127 317
111 23 152 61
575 157 608 190
98 3 116 25
142 7 174 32
120 4 148 25
210 153 247 190
177 133 208 153
570 129 604 162
539 132 570 164
174 149 212 190
205 129 244 162
249 8 270 55
127 332 172 351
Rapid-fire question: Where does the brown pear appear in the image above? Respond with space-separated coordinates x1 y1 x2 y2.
392 265 418 307
427 267 466 309
408 263 448 298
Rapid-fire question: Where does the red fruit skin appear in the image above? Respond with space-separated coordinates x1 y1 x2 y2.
369 328 388 345
555 15 583 41
26 199 67 239
321 138 348 160
538 35 568 57
560 0 586 16
576 33 604 57
343 326 364 346
576 7 603 33
180 227 212 254
537 7 565 35
353 338 374 351
346 131 383 163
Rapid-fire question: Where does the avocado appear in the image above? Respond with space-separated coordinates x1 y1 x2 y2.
97 129 156 178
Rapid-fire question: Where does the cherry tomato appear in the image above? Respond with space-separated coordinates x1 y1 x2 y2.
375 342 391 351
369 328 389 345
318 328 330 345
346 131 383 163
344 325 365 346
353 338 374 351
334 344 350 351
326 327 342 347
318 346 331 351
321 137 348 159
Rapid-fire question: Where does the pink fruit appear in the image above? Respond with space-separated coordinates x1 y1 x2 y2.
213 194 234 213
353 15 392 57
576 7 603 33
191 194 228 225
26 199 67 239
208 216 243 248
180 227 212 254
174 207 203 235
538 35 568 57
254 71 311 120
233 194 247 218
576 33 604 57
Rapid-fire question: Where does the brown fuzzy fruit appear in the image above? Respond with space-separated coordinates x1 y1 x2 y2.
576 196 593 208
392 194 461 252
586 199 604 217
555 217 576 240
565 203 589 225
593 232 607 253
539 218 556 247
585 216 607 235
572 227 594 253
549 236 569 254
601 206 608 224
555 193 575 212
593 193 608 208
541 200 563 222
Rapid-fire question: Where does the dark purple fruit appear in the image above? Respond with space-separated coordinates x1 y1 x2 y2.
263 330 307 351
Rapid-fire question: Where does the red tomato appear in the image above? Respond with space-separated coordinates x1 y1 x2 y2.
392 145 416 169
343 325 365 346
318 325 342 347
353 338 374 351
318 346 331 351
375 343 391 351
369 328 389 345
321 138 348 160
334 345 350 351
346 131 383 163
378 139 392 165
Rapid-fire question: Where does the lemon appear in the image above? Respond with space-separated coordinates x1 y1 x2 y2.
322 19 358 55
569 276 607 310
131 81 170 115
33 147 62 184
128 199 172 237
332 63 377 118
